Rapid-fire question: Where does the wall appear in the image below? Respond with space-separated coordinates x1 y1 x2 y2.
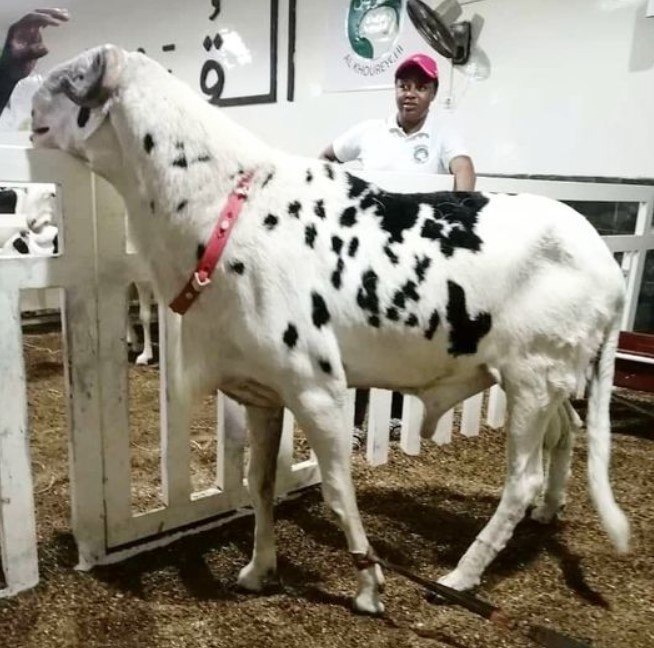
2 0 653 178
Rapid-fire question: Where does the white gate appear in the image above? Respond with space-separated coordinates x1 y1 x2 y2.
1 147 653 598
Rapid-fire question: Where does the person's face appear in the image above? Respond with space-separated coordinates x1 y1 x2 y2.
395 69 436 127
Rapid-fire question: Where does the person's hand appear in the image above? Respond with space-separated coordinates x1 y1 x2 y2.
0 8 69 81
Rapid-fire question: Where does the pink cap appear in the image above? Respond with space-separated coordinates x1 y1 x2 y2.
395 53 439 80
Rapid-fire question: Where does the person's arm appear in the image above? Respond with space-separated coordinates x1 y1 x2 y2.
318 121 371 164
0 8 69 115
450 155 476 191
0 65 18 116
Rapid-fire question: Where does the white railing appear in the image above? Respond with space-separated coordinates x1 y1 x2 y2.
1 147 652 598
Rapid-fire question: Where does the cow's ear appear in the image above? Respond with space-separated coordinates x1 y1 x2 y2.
49 44 126 108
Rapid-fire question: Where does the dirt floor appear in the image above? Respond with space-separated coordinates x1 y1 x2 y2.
0 332 653 648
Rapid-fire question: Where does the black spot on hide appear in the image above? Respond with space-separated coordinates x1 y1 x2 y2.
446 280 492 355
331 258 345 289
386 307 399 321
314 200 326 219
346 173 369 199
306 169 313 183
357 269 380 316
283 324 299 349
360 192 376 211
264 214 278 230
52 234 59 255
13 237 29 254
393 291 406 309
348 237 359 257
425 310 440 340
173 156 188 168
414 255 431 283
421 219 442 240
305 224 317 248
77 107 91 128
176 200 188 212
419 192 488 257
384 245 399 265
368 315 381 328
364 194 419 243
331 236 343 255
144 133 155 153
196 154 212 163
340 207 357 227
289 201 302 218
406 314 419 327
357 187 488 251
229 261 245 275
262 172 274 188
402 281 420 302
324 163 335 180
311 292 330 328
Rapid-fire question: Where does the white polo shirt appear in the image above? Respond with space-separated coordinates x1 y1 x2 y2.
332 112 469 175
0 75 41 132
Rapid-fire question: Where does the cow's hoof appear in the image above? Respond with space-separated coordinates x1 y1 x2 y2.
353 592 385 616
237 561 275 592
438 569 477 592
531 503 562 524
135 352 153 366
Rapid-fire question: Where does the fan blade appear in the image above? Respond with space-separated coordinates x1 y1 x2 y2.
406 0 457 59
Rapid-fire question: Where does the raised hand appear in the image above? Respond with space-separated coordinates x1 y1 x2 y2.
0 8 70 81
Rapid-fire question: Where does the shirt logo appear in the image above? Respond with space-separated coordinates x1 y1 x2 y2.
413 145 429 164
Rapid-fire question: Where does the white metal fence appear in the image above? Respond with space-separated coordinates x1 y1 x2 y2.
1 147 652 598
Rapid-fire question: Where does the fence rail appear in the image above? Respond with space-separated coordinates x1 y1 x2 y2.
1 148 653 598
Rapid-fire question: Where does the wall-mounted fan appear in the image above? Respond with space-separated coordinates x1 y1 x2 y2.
406 0 472 65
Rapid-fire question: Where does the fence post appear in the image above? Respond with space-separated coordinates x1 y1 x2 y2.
432 408 454 445
400 396 422 455
460 392 484 437
0 289 39 597
367 389 392 466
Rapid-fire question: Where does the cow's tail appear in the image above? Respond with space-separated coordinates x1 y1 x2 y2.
585 315 630 553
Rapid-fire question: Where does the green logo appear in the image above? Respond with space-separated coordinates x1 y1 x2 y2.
347 0 403 60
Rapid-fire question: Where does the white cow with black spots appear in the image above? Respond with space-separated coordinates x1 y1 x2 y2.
0 185 59 256
30 46 629 614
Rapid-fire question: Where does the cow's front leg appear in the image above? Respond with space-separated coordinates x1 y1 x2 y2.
237 405 283 591
290 387 384 615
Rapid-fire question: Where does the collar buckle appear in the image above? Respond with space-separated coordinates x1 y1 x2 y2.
191 270 211 292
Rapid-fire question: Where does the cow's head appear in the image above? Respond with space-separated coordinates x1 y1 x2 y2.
31 45 127 158
24 187 57 233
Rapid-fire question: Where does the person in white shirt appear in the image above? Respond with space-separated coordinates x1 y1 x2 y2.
0 8 69 132
320 52 475 189
319 52 476 439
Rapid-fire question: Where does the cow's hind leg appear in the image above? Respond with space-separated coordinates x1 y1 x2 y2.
134 281 154 365
237 406 284 591
439 384 559 591
289 386 384 615
531 400 578 523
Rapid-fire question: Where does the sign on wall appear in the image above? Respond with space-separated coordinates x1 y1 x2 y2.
324 0 437 92
200 0 278 106
135 0 279 107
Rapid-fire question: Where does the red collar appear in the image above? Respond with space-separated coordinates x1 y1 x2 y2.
169 172 253 315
